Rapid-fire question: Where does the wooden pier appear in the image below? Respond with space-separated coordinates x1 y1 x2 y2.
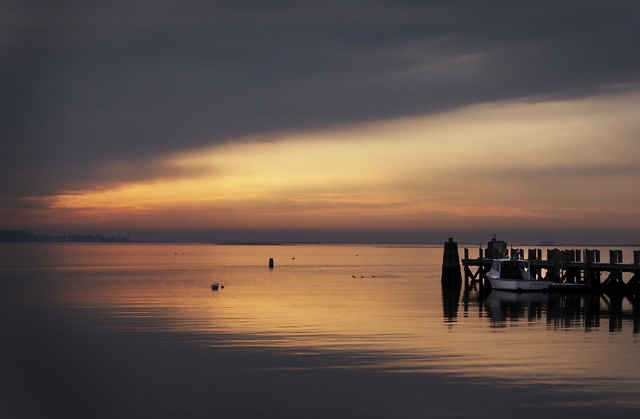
452 238 640 296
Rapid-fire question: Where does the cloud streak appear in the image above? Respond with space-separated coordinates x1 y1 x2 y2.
4 89 639 243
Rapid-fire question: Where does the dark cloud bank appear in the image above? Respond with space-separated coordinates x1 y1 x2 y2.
2 0 640 199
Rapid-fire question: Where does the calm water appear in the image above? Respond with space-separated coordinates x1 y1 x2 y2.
2 243 639 418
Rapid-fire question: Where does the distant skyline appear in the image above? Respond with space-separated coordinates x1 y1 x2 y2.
2 1 640 244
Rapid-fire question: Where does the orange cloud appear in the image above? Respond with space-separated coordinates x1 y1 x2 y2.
7 90 639 236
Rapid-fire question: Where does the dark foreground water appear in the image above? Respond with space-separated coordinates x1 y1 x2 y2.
2 243 639 418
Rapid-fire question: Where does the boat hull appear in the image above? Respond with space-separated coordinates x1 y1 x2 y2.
548 282 591 292
487 275 549 291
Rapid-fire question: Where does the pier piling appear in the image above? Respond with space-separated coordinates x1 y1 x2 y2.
441 238 462 289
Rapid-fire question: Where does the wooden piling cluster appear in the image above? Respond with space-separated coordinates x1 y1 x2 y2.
457 242 640 296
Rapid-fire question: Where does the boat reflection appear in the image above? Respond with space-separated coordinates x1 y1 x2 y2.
485 289 546 326
445 285 640 333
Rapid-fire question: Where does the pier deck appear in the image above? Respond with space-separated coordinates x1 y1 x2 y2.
458 242 640 296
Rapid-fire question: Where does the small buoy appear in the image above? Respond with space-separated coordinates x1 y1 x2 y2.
211 283 219 290
292 257 295 260
221 285 224 289
352 275 356 278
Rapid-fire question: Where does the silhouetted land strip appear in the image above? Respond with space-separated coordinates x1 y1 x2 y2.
0 230 132 243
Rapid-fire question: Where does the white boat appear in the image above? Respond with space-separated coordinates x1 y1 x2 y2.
486 258 549 291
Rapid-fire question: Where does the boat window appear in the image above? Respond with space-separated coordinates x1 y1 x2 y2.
502 261 522 279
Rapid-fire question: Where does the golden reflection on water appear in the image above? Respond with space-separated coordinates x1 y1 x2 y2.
3 243 640 393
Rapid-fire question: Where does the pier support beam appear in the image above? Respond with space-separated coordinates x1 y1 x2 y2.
562 250 581 284
462 246 489 291
464 248 470 290
627 251 640 296
584 249 601 288
546 249 560 282
602 250 625 294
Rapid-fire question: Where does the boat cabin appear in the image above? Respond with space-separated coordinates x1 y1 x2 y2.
490 259 532 280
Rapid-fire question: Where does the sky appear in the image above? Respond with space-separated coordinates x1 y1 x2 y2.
2 0 640 244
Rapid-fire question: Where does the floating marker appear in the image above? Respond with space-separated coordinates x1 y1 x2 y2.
269 258 274 268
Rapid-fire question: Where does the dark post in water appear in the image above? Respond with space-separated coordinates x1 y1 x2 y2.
441 238 462 288
269 258 274 268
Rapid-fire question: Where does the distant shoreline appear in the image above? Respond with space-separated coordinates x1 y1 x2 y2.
0 230 132 243
1 230 638 247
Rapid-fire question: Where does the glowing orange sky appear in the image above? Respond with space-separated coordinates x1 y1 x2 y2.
4 90 640 242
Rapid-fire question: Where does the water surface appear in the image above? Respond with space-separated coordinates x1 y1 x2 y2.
2 243 639 418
